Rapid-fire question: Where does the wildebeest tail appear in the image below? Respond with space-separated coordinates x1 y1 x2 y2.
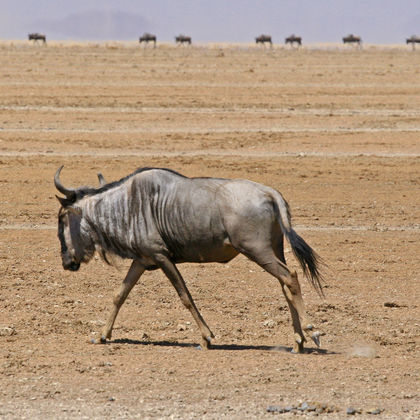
273 192 324 296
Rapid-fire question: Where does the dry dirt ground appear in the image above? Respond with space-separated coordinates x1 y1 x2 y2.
0 42 419 419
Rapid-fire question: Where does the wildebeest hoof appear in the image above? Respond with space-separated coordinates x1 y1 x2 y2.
100 335 107 344
291 343 304 354
294 333 303 344
201 336 213 349
311 331 324 347
292 333 305 353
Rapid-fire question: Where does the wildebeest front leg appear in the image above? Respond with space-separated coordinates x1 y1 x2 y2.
100 260 145 343
154 254 215 348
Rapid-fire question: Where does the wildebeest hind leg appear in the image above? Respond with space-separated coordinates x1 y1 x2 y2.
100 260 145 343
242 248 315 353
155 254 214 348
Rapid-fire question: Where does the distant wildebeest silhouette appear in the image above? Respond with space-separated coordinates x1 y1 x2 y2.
28 33 46 44
175 34 192 45
255 34 272 47
285 34 302 47
342 34 362 47
139 33 156 47
406 35 420 50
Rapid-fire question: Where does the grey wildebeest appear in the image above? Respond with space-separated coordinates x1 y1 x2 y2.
285 34 302 47
139 32 156 47
55 166 324 353
175 34 192 45
406 35 420 50
342 34 362 47
28 33 46 44
255 34 272 47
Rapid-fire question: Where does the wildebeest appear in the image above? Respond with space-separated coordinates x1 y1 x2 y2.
342 34 362 47
175 34 192 45
285 34 302 47
55 166 324 353
28 33 46 44
406 35 420 50
255 34 272 46
139 32 156 47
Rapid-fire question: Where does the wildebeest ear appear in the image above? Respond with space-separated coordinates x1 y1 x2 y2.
97 173 106 186
56 195 72 208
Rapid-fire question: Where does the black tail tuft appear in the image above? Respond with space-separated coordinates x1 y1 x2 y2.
287 229 325 297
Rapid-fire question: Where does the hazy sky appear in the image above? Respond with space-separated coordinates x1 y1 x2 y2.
1 0 419 43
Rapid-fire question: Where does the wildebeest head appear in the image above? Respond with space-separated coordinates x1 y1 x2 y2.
55 166 95 271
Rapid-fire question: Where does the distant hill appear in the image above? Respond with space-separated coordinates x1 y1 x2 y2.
31 10 153 41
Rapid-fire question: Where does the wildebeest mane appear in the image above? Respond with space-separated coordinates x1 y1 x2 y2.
74 167 187 200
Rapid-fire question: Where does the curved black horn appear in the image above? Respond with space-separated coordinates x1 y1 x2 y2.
54 166 75 198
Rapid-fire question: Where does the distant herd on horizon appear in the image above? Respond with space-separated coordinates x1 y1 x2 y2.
27 32 420 49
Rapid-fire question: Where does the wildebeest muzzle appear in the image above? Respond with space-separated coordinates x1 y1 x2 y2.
63 260 80 271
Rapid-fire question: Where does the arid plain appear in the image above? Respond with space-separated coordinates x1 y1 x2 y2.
0 42 419 419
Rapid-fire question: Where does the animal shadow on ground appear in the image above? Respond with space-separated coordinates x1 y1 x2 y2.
109 338 336 354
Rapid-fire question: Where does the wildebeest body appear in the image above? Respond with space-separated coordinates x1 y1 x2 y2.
55 167 324 353
28 33 46 44
285 35 302 46
406 35 420 49
255 35 272 46
139 33 156 46
175 35 192 45
342 34 362 45
82 171 267 264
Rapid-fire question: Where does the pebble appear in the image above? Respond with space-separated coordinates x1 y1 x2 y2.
298 402 309 411
267 402 369 415
267 403 318 414
0 326 16 336
266 401 384 416
366 408 383 415
266 405 285 413
346 407 361 415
